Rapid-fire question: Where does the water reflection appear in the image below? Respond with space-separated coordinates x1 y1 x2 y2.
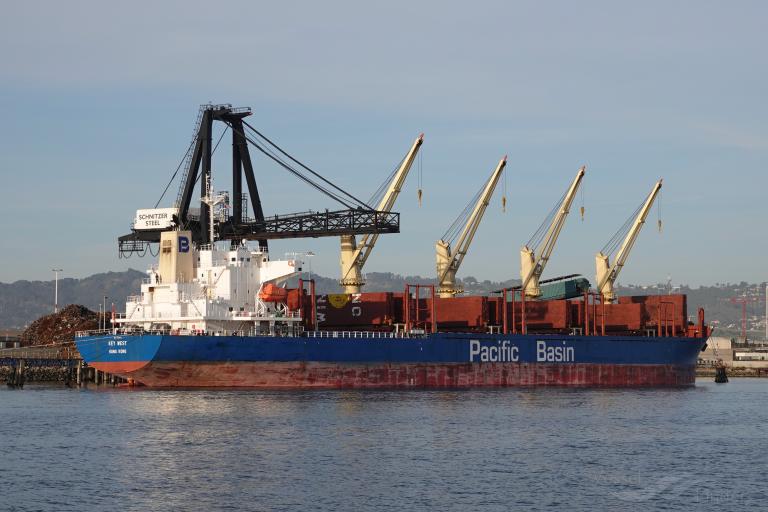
1 380 766 511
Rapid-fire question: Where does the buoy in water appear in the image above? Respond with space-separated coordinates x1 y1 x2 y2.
714 359 729 383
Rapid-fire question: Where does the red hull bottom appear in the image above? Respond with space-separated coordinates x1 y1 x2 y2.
93 361 697 388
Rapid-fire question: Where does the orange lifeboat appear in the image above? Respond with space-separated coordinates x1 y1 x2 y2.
259 283 288 302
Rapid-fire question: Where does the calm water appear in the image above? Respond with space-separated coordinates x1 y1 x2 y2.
1 379 766 512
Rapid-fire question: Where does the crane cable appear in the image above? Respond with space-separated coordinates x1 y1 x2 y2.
156 125 230 209
154 137 196 208
241 120 372 210
417 150 423 207
526 189 567 250
657 188 663 232
441 182 485 245
366 140 424 209
177 126 230 232
502 166 507 213
600 184 664 257
160 109 373 212
600 201 644 256
236 124 363 210
367 154 405 208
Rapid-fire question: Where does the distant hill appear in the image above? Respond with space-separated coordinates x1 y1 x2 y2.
289 272 521 295
1 269 765 340
0 270 144 329
618 282 767 339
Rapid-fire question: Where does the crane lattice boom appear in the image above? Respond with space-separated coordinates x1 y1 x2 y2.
520 166 585 299
436 156 507 297
596 179 662 302
339 134 424 293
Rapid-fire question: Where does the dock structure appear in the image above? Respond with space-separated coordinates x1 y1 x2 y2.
0 334 21 349
0 345 123 388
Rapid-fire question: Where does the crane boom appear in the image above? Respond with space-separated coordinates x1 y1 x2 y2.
520 166 585 298
339 134 424 293
596 179 662 302
436 156 507 298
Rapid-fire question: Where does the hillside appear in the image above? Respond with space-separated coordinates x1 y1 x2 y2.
0 270 144 329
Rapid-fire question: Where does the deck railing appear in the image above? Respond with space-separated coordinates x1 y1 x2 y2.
305 331 421 339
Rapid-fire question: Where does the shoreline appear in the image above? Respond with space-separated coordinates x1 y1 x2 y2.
6 369 766 383
697 366 767 378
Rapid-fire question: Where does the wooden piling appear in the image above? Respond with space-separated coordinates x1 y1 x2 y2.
17 359 25 388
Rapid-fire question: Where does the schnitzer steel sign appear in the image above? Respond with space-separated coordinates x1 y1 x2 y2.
134 208 179 230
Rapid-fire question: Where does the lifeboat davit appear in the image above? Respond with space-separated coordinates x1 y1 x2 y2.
259 283 288 302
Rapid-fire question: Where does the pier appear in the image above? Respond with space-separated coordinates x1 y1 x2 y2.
0 345 125 388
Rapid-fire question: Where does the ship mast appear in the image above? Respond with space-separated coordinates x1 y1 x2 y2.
200 175 228 246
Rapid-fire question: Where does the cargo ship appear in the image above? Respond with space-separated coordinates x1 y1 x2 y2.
75 104 709 388
74 228 708 388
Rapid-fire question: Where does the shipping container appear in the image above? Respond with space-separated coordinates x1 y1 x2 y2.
435 296 488 330
315 292 395 329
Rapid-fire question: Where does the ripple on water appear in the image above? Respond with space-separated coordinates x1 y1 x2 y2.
1 380 766 511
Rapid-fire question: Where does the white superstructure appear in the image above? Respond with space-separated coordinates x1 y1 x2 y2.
115 229 305 336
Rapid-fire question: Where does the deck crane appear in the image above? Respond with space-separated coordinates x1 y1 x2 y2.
339 134 424 293
520 166 585 299
596 179 662 302
436 156 507 298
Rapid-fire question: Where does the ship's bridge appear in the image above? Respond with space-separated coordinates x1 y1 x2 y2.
116 230 305 335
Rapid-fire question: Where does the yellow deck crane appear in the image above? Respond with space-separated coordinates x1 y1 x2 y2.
520 166 585 298
596 179 663 302
436 156 508 298
339 134 424 293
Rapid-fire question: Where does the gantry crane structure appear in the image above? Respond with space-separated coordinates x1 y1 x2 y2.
118 104 403 257
728 295 764 341
595 179 662 302
436 156 507 298
520 167 585 299
338 134 424 293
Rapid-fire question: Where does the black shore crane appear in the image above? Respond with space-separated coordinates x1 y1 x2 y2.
118 104 400 257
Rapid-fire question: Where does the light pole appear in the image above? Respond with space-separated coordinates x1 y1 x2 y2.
303 251 317 331
201 175 227 246
52 268 63 313
102 295 108 330
305 251 315 281
286 251 318 325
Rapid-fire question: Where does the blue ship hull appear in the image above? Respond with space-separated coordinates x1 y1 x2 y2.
75 332 707 388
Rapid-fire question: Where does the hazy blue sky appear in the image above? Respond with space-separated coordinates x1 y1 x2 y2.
0 1 766 286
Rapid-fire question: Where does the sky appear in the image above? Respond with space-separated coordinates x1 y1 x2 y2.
0 1 766 287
